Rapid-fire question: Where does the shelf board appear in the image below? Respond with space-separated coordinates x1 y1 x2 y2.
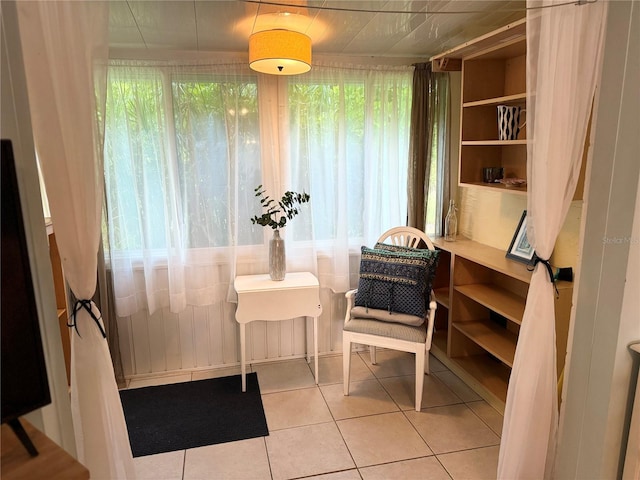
453 320 517 367
459 182 527 195
434 287 450 309
454 284 526 324
450 354 511 403
462 140 527 146
463 93 526 108
431 237 533 284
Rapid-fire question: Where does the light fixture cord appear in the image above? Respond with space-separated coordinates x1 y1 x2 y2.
239 0 598 15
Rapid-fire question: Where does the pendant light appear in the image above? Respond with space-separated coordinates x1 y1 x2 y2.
249 29 312 75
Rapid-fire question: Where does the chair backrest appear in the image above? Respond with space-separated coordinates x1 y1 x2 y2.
377 226 435 251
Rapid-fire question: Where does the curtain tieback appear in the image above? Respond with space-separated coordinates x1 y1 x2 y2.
68 300 107 339
528 254 559 297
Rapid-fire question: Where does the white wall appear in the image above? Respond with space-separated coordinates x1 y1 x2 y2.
556 2 640 477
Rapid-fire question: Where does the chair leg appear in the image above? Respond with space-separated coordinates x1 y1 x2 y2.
370 346 377 365
343 337 352 396
415 348 426 412
425 347 430 375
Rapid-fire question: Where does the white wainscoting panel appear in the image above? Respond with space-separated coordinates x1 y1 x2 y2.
118 288 347 378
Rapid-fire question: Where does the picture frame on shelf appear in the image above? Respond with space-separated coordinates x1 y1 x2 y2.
506 210 534 264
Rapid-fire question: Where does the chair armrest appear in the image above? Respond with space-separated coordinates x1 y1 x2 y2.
425 290 438 348
344 289 358 325
429 290 438 311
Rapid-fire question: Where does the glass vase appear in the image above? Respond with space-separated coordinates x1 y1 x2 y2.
444 199 458 242
269 229 286 281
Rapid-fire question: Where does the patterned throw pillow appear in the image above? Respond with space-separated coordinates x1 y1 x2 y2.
354 245 440 321
374 242 440 297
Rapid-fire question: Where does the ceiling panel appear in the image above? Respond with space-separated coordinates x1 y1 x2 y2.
108 0 526 59
195 0 259 51
127 1 199 49
108 1 145 48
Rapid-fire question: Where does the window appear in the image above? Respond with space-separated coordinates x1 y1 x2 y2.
104 66 262 255
288 81 367 240
287 67 412 245
171 75 261 247
103 61 413 315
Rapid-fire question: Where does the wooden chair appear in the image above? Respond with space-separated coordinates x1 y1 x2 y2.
342 226 437 412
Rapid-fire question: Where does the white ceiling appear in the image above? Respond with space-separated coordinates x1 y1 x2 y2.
108 0 526 60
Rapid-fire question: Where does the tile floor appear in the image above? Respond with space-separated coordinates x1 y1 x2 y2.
126 350 504 480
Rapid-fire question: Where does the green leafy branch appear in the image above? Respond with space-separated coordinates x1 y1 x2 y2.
250 185 311 230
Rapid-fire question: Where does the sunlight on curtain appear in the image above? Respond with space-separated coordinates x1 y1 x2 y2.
104 61 261 315
497 2 608 478
104 60 413 316
288 63 413 291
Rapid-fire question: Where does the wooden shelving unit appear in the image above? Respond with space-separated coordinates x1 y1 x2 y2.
431 18 528 193
461 140 527 146
463 93 526 108
431 237 573 411
454 283 525 324
427 19 581 411
46 222 71 385
452 355 511 402
453 321 517 367
433 287 450 309
432 249 452 354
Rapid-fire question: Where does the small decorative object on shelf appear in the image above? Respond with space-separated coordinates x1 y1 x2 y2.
497 105 526 141
483 167 504 184
506 210 534 264
250 185 310 281
444 199 458 242
499 178 527 188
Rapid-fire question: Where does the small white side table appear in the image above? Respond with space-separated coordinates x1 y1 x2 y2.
234 272 322 392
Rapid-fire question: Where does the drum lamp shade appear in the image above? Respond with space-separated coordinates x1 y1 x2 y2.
249 30 312 75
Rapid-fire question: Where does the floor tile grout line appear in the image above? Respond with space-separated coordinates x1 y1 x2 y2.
436 443 502 457
334 354 444 473
464 400 504 438
433 453 456 480
357 454 445 477
262 436 274 480
400 404 436 457
316 380 364 473
286 466 363 480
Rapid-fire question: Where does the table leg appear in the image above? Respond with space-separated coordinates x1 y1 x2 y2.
314 316 318 385
240 323 246 392
305 316 311 364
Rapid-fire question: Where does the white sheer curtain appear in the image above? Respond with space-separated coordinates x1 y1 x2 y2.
497 2 608 479
287 63 414 291
104 60 413 316
17 2 135 479
104 60 262 315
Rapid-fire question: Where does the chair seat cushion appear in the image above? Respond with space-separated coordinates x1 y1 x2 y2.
344 317 427 343
354 246 439 318
350 306 424 327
